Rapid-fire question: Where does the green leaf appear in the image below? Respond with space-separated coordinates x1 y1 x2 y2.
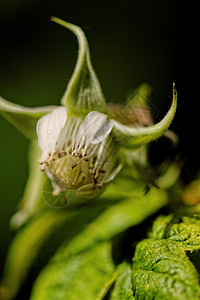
132 238 200 300
1 180 167 299
29 185 167 300
52 187 167 261
51 17 107 115
1 203 109 299
149 214 200 251
111 85 177 150
110 263 135 300
0 96 56 139
30 242 115 300
131 214 200 299
0 210 71 299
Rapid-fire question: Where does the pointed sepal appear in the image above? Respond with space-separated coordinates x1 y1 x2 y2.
111 84 177 149
10 141 46 230
0 96 56 139
51 17 106 115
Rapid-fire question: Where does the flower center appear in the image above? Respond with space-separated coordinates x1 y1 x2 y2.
38 116 115 196
40 145 106 191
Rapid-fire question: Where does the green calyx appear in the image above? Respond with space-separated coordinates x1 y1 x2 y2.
0 96 56 139
51 17 107 116
111 84 177 149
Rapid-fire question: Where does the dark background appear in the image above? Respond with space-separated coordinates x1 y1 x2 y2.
0 0 198 276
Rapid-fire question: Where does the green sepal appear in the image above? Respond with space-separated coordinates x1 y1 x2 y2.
10 141 46 230
42 181 89 209
51 17 107 115
111 85 177 149
0 96 56 139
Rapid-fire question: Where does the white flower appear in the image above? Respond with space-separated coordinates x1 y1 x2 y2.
0 17 177 207
36 108 122 198
34 19 177 200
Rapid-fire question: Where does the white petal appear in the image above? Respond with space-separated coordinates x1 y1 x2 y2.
83 111 113 144
36 107 67 152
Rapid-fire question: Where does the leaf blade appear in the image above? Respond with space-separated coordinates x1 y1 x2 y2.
131 214 200 300
53 187 167 261
110 263 135 300
150 214 200 252
132 238 200 300
30 242 115 300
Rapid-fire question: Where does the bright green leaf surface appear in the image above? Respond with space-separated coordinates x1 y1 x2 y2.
110 263 135 300
132 238 200 300
132 214 200 300
149 214 200 251
30 242 115 300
